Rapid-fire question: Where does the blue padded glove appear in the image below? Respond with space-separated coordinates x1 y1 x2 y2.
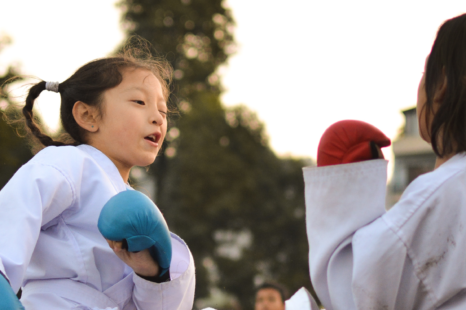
98 190 172 277
0 273 25 310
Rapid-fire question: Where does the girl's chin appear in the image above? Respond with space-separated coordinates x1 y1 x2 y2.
140 154 159 166
129 150 160 167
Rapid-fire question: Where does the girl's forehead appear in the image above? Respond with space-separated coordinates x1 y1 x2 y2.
121 68 158 84
118 69 162 92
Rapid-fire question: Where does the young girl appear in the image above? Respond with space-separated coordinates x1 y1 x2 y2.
0 48 195 309
304 13 466 310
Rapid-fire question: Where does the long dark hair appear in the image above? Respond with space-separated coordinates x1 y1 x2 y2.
425 13 466 157
22 44 172 147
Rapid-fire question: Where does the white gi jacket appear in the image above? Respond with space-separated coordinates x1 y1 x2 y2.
304 153 466 310
0 145 195 310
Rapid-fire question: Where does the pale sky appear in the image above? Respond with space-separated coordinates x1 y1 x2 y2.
1 1 465 177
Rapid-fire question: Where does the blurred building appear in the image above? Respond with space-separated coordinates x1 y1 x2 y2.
387 107 436 207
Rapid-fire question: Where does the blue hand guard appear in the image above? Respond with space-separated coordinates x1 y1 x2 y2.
0 273 25 310
98 190 172 277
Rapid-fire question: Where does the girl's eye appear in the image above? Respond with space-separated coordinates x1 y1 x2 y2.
159 110 168 117
133 100 145 105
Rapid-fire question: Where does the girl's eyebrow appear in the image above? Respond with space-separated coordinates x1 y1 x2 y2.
122 86 147 93
121 85 167 105
123 86 165 101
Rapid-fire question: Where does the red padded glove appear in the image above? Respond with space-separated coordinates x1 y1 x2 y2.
317 120 391 167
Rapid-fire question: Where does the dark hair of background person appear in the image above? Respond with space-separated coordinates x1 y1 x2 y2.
425 13 466 157
255 282 288 304
16 37 173 149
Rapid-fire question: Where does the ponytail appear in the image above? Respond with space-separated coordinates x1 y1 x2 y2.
22 81 68 147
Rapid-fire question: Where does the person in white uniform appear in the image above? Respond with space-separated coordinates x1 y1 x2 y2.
304 13 466 310
0 47 195 309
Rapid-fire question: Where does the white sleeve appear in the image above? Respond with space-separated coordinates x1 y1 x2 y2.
0 163 75 292
131 234 195 310
303 160 388 309
304 159 428 309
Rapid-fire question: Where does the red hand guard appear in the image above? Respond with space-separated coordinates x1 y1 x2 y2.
317 120 391 167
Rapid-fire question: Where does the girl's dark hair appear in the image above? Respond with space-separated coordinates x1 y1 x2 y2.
23 43 173 147
425 13 466 157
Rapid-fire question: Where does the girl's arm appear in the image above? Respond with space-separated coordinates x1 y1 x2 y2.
304 160 426 309
0 162 74 292
304 159 386 309
97 190 196 309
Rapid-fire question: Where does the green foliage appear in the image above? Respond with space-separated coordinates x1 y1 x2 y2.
0 109 33 190
118 1 315 308
155 100 314 309
117 0 234 94
0 37 32 190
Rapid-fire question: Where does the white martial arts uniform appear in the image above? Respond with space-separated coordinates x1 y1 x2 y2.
0 145 195 310
304 153 466 310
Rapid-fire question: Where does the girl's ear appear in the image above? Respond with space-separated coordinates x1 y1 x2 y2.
72 101 99 132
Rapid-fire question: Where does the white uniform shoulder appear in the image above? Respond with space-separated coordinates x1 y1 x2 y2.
408 155 464 198
26 144 126 194
386 153 466 230
29 145 90 168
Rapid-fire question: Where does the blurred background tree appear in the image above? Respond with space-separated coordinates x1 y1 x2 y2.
0 35 32 190
118 0 314 309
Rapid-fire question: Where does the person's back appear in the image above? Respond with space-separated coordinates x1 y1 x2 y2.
375 153 466 308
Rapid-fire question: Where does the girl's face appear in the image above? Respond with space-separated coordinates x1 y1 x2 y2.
91 68 167 180
417 56 430 143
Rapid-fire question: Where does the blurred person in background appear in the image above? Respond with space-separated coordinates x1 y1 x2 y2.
254 282 287 310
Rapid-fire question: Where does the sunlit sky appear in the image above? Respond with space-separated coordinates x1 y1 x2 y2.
1 1 465 178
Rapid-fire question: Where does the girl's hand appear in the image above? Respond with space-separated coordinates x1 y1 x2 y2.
107 240 159 277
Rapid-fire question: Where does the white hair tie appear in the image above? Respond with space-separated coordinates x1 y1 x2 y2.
45 81 59 93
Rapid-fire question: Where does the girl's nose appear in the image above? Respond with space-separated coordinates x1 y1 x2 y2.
151 110 164 125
